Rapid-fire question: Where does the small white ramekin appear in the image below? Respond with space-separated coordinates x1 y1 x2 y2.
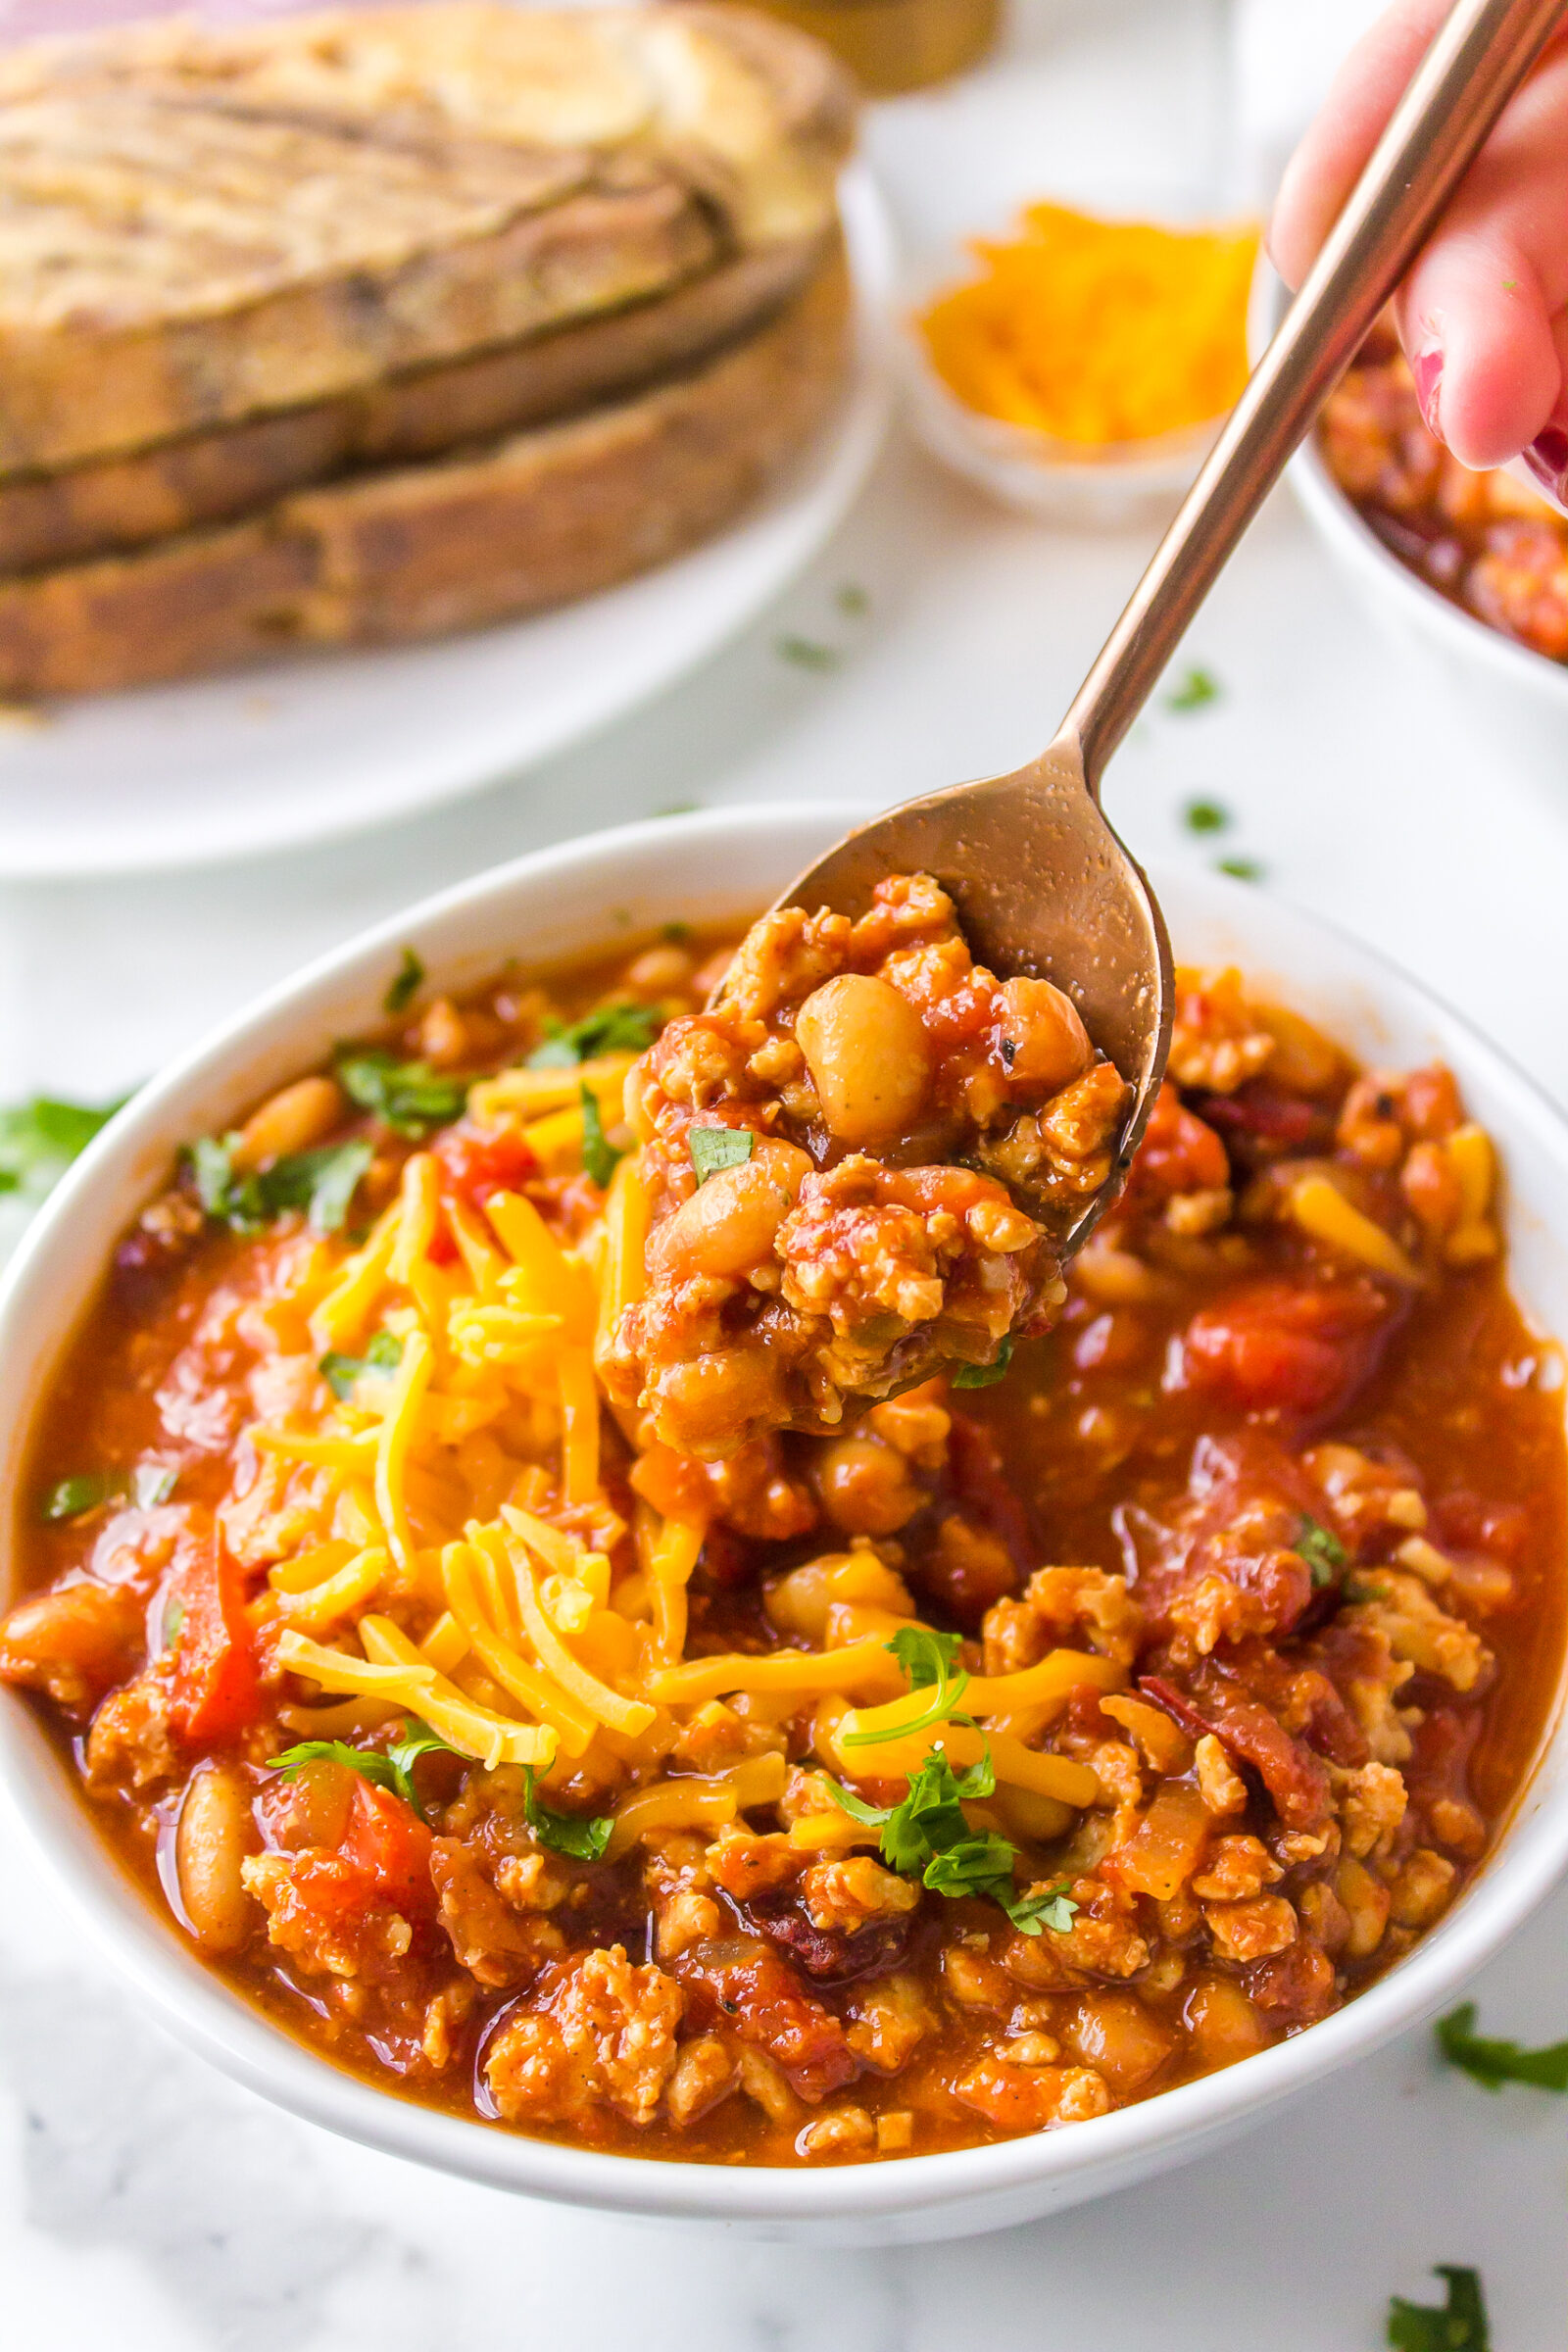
1 805 1565 2243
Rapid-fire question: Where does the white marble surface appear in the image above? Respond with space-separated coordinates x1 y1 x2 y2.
4 1 1568 2341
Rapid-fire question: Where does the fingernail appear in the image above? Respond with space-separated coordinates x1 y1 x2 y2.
1411 346 1444 437
1524 424 1568 501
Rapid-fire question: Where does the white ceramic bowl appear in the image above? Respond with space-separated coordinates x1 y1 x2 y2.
1 804 1566 2244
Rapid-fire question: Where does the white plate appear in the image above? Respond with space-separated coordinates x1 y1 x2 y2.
0 171 894 879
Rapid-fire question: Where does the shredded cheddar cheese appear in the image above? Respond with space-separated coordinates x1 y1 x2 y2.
918 200 1259 445
241 1003 1123 1860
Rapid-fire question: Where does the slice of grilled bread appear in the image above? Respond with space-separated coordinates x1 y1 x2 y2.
0 4 854 479
0 231 827 578
0 246 849 699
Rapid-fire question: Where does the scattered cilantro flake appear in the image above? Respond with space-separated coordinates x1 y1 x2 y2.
268 1717 458 1822
1005 1877 1080 1935
1344 1575 1392 1604
953 1335 1014 1390
656 800 703 817
319 1330 403 1401
336 1051 467 1137
579 1081 621 1189
264 1141 374 1233
1387 2266 1490 2352
1166 665 1221 711
526 1003 660 1071
188 1134 371 1235
1436 2001 1568 2091
522 1764 613 1861
1216 856 1264 883
1297 1515 1348 1589
689 1126 754 1184
776 634 841 672
383 947 425 1015
661 922 693 946
162 1599 184 1651
836 583 869 615
0 1093 126 1205
41 1473 110 1522
1183 798 1231 834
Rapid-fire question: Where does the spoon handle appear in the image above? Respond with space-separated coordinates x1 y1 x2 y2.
1059 0 1567 794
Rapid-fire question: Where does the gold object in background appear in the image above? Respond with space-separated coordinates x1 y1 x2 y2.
751 0 999 96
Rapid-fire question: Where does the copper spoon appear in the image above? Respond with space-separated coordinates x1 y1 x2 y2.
773 0 1565 1250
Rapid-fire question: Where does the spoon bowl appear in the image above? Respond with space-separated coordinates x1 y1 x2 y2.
779 737 1171 1251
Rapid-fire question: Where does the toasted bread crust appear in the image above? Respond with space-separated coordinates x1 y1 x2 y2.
0 232 828 577
0 251 850 699
0 6 855 478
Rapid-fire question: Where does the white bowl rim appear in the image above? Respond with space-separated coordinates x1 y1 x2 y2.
1290 397 1568 704
1 799 1566 2229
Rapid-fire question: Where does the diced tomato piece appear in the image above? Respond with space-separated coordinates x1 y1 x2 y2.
677 1940 858 2101
340 1778 436 1916
1122 1081 1230 1209
1179 1278 1392 1418
433 1123 539 1211
170 1535 260 1745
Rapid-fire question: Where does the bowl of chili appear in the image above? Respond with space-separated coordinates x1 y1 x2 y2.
0 802 1565 2243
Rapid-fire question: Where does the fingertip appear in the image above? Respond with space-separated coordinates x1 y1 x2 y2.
1396 241 1561 468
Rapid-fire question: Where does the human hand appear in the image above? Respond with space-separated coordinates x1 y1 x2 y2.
1271 0 1568 504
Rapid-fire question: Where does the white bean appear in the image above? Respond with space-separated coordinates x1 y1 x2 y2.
175 1765 256 1954
795 975 931 1145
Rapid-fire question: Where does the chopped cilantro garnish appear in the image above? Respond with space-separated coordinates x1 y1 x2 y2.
1297 1516 1348 1589
885 1626 964 1690
0 1093 126 1204
1183 798 1230 834
689 1126 754 1184
1387 2266 1490 2351
42 1463 176 1522
336 1051 467 1137
655 800 703 817
820 1746 1078 1938
842 1630 972 1749
319 1330 403 1400
522 1764 613 1861
162 1598 185 1651
526 1003 660 1071
188 1134 372 1235
41 1473 111 1522
579 1082 621 1189
953 1335 1014 1390
661 922 693 946
776 634 840 671
268 1718 457 1822
1166 665 1221 711
1436 2000 1568 2092
383 947 425 1015
1216 856 1264 883
836 583 869 615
